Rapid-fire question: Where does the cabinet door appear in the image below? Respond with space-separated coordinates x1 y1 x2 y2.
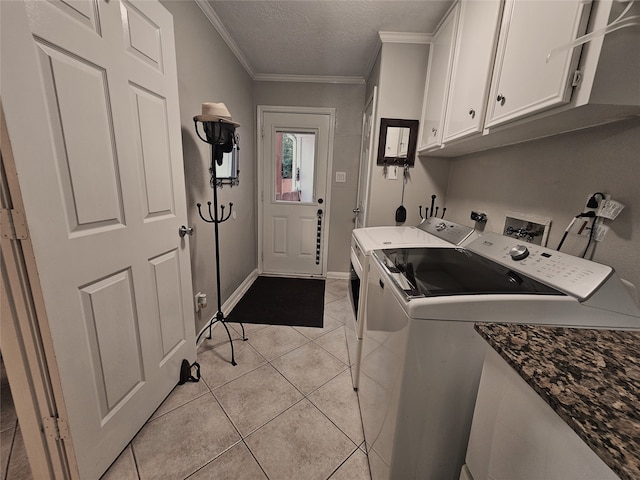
443 0 503 143
418 5 458 150
485 0 592 128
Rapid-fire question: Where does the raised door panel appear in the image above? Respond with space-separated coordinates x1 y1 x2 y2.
121 0 164 73
34 41 125 233
442 0 503 143
418 5 458 150
130 85 175 219
298 215 317 257
149 250 187 361
486 0 592 128
271 216 288 255
80 270 144 417
48 0 102 34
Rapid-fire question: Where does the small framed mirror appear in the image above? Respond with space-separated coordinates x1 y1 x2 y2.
212 140 239 187
377 118 419 166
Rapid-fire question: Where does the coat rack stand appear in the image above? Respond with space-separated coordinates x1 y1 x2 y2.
194 119 246 366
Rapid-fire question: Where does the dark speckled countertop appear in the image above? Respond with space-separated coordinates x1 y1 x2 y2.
474 323 640 480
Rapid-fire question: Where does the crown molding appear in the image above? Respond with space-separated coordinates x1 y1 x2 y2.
254 74 365 85
364 31 434 82
194 0 256 79
378 31 433 44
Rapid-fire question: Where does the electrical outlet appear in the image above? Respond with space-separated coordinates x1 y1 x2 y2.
335 171 346 183
195 292 202 312
470 211 487 223
593 223 609 242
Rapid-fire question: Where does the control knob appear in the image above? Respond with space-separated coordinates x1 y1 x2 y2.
509 244 529 261
435 222 446 231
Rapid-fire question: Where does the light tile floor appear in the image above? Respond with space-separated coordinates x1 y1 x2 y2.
1 356 34 480
98 278 371 480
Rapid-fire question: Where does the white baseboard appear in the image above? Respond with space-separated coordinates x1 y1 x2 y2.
196 268 258 346
327 271 349 280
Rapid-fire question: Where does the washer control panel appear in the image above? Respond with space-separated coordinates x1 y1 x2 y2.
467 232 613 300
418 218 475 246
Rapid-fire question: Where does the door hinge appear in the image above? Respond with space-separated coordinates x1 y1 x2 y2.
43 416 70 441
0 208 29 240
571 69 583 87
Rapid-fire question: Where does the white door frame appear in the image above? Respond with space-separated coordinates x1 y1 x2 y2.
355 87 378 228
1 105 77 479
257 105 335 277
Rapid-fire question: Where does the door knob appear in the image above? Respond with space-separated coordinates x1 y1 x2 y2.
178 225 194 237
353 207 361 213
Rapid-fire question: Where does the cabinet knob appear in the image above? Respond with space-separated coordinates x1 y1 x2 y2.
468 109 476 118
497 94 506 106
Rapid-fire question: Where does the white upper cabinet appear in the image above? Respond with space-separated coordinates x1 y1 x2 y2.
485 0 592 128
442 0 503 143
418 4 458 151
418 0 639 157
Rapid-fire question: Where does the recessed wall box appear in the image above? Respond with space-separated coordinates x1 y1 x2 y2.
503 211 551 246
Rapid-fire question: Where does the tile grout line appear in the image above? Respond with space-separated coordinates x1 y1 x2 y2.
103 285 359 479
129 443 142 480
3 424 18 480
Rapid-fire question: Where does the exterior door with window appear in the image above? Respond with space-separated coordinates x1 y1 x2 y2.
1 1 195 478
259 108 334 276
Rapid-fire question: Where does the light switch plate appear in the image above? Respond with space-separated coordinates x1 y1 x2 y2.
335 171 346 183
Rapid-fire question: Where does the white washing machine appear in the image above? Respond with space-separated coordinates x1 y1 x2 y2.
347 217 477 390
359 232 640 480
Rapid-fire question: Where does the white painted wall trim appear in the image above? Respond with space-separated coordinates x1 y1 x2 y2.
254 74 365 85
378 31 433 44
196 268 259 346
194 0 256 78
196 0 366 85
326 271 350 280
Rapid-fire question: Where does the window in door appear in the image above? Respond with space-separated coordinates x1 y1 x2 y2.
275 131 315 202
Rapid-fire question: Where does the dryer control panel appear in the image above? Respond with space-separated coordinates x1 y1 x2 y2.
466 232 613 301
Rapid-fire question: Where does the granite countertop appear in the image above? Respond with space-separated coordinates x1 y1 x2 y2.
474 323 640 480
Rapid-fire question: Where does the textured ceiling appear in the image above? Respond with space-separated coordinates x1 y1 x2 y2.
202 0 454 81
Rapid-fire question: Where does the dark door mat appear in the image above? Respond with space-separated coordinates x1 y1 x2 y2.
227 276 325 328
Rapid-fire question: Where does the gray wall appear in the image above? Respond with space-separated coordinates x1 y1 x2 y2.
443 117 640 290
366 42 451 227
254 81 366 273
162 1 257 333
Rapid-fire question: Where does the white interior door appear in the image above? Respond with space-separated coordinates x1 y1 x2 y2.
354 87 377 229
1 1 196 479
259 108 334 276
